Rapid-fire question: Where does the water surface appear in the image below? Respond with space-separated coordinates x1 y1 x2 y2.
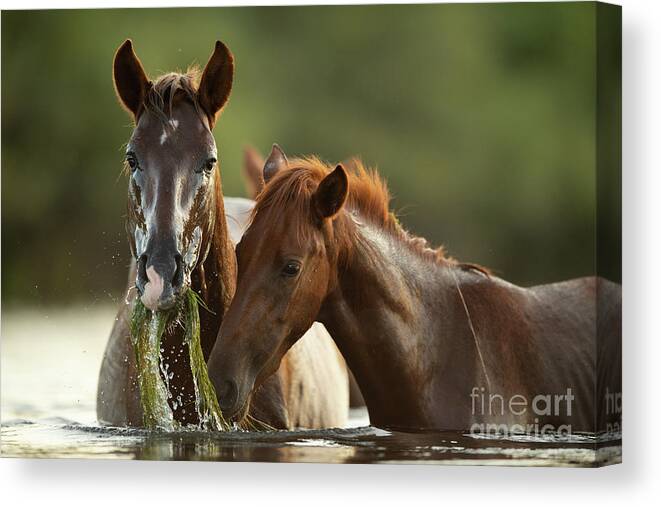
1 307 621 466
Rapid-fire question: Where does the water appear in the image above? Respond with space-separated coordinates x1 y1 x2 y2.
1 307 621 466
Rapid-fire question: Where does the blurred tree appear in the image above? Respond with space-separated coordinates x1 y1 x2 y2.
1 3 616 307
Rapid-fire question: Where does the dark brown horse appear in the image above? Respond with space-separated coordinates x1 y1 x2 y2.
208 147 621 433
96 42 348 429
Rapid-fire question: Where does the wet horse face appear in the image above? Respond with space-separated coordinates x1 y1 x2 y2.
207 147 349 420
113 40 233 311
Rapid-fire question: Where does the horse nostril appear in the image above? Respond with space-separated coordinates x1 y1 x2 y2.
136 254 148 293
217 379 238 413
172 254 183 287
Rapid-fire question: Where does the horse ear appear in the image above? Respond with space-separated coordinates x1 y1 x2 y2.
113 39 150 118
243 146 265 198
264 144 288 183
313 165 349 220
198 40 234 127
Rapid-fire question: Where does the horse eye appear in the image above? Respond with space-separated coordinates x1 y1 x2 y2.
203 157 216 173
282 261 301 277
126 153 138 171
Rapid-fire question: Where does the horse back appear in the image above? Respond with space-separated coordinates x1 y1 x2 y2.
278 323 349 429
527 276 621 432
456 274 620 433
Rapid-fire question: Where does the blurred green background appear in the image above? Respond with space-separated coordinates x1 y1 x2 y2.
1 3 620 307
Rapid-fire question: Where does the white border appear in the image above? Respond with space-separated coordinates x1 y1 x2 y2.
2 0 660 505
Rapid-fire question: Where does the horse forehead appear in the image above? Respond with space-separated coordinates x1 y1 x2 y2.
166 102 211 141
250 209 316 254
133 104 213 151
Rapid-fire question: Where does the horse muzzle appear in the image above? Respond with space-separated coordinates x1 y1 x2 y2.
208 366 254 423
136 251 186 311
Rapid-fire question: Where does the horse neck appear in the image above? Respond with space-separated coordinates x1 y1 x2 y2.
319 217 480 428
192 172 237 356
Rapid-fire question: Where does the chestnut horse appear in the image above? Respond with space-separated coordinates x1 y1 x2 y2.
96 42 348 429
208 147 621 433
242 146 366 409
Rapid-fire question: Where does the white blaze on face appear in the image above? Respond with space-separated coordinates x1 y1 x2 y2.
160 119 179 145
134 228 147 257
183 226 202 273
141 265 165 311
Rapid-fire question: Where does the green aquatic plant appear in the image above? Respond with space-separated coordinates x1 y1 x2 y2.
130 289 233 431
130 288 274 432
130 299 176 431
182 290 233 431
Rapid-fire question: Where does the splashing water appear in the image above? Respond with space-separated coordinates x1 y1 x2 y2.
183 290 234 431
130 289 234 431
130 301 175 430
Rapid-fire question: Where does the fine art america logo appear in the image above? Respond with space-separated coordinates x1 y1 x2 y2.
469 387 623 436
469 386 575 436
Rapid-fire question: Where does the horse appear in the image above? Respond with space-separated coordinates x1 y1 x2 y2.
207 147 622 433
96 41 348 430
242 145 366 409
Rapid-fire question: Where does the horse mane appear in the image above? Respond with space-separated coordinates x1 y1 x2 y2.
144 67 204 124
253 156 489 275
